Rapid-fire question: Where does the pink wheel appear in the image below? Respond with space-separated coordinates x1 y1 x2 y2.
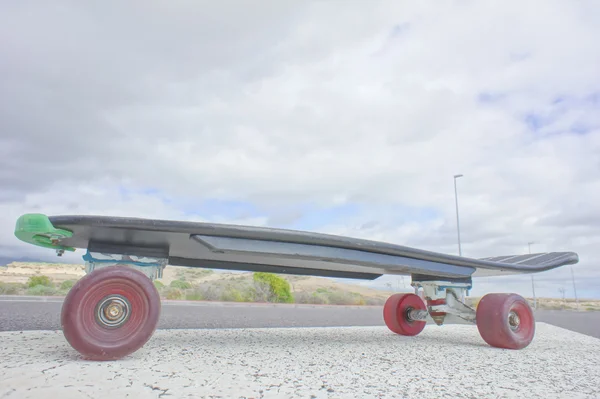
476 293 535 350
61 266 161 360
383 293 427 336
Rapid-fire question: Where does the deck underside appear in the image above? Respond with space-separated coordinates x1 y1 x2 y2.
47 215 579 280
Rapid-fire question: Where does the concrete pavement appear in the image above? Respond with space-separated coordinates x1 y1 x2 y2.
1 323 599 398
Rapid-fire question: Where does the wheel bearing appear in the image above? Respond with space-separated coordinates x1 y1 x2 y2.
95 295 131 328
508 311 520 330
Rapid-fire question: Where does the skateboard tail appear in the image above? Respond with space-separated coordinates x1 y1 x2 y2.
14 213 76 252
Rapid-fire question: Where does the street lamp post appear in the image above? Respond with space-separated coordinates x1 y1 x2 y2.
528 241 537 309
571 266 579 310
453 174 463 256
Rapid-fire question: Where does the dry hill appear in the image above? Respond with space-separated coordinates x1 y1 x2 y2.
0 262 398 305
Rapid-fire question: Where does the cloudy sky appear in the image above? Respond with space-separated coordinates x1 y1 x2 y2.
1 1 599 299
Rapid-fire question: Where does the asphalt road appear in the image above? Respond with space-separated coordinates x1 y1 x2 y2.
0 296 599 339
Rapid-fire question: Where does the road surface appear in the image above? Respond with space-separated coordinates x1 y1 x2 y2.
4 323 600 399
1 296 598 338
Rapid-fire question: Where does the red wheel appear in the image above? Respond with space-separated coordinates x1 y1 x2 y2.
61 266 161 360
476 293 535 350
383 293 427 336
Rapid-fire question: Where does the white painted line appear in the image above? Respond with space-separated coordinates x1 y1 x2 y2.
1 323 598 398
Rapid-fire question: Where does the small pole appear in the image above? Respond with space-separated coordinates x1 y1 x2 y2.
571 266 579 310
528 241 536 310
454 174 463 256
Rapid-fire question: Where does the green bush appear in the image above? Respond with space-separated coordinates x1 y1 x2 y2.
153 280 165 290
27 275 53 288
170 280 192 289
27 285 57 296
252 272 293 303
60 280 76 290
0 282 23 295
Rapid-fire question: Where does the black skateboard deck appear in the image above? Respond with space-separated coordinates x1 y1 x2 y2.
15 214 579 280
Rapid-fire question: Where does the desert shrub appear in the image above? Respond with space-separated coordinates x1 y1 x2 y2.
199 286 222 301
154 273 295 303
174 268 214 281
294 289 369 305
185 290 205 301
27 285 57 296
153 280 165 290
252 272 293 303
353 294 367 306
191 269 213 277
366 297 385 306
0 282 22 295
312 292 331 304
290 291 308 303
27 275 52 288
60 280 76 290
220 287 245 302
326 291 365 305
164 288 184 300
170 280 192 289
294 291 330 304
250 280 272 302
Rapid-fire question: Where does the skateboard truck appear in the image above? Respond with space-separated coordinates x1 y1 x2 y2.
81 241 170 280
82 250 167 280
410 274 475 325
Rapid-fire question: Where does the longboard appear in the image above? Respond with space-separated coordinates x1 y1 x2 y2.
13 213 580 359
15 214 579 279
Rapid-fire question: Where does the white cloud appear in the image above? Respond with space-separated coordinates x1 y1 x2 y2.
1 1 599 299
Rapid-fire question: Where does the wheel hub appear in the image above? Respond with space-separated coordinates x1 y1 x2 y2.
95 295 131 328
105 303 123 320
406 307 428 322
508 311 520 330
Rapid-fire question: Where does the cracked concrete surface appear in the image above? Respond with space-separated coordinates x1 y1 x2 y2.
1 323 599 399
